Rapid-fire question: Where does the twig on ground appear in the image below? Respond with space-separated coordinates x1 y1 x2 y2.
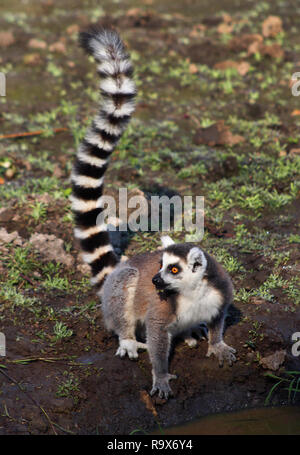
0 128 68 140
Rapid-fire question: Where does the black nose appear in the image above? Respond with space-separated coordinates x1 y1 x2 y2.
152 273 164 287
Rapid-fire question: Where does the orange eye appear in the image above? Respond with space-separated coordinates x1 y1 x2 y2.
171 267 178 274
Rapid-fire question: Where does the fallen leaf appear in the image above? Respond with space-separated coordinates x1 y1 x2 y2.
262 15 283 38
291 109 300 116
236 62 250 76
66 24 79 35
189 63 198 74
222 13 232 24
0 31 15 47
189 24 206 38
214 60 250 76
248 42 284 59
23 53 41 65
217 23 233 34
28 39 47 50
249 297 266 305
126 7 143 16
229 33 263 51
49 41 66 53
194 121 245 147
140 390 157 417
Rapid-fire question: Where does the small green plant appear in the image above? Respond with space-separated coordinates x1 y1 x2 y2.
53 322 73 342
265 371 300 405
245 321 263 349
44 275 69 291
30 202 47 222
56 372 80 398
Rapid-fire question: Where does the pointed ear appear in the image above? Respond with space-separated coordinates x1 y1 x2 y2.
187 247 206 272
161 235 175 248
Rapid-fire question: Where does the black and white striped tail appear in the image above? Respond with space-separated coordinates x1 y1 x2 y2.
71 27 136 293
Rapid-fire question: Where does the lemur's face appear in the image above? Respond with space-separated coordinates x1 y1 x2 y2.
152 246 207 293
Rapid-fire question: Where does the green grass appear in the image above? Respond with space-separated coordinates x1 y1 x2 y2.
56 371 80 398
265 371 300 405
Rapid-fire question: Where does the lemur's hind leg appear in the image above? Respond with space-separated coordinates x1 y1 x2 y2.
102 266 147 359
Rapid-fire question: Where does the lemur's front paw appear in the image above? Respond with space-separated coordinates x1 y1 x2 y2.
115 339 147 360
206 341 236 367
150 373 177 400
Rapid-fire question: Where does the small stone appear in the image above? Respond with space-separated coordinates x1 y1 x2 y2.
0 228 23 245
259 350 286 371
29 233 74 267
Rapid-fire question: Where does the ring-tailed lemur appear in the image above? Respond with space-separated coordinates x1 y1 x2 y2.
71 27 236 399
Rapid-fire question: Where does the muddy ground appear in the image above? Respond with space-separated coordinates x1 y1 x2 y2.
0 0 300 435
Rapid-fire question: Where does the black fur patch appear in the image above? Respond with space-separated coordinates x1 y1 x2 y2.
101 91 136 105
80 231 111 253
72 184 102 201
97 65 133 79
82 140 112 160
90 250 118 276
106 112 131 125
73 208 103 228
74 159 108 179
78 27 125 57
91 123 120 144
164 243 194 261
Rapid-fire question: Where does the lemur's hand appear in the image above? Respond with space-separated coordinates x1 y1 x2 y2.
206 341 236 367
150 373 177 400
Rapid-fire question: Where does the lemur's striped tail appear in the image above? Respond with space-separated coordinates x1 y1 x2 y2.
71 27 136 293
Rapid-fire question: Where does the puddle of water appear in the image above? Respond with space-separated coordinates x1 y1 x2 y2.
154 406 300 435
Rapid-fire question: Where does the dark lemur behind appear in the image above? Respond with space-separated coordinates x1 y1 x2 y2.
71 27 137 292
